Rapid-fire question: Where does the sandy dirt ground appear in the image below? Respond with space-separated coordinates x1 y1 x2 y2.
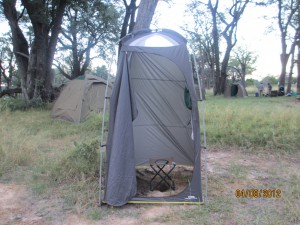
0 182 172 225
0 150 299 225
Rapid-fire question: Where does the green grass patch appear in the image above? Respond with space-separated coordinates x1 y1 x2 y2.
203 95 300 153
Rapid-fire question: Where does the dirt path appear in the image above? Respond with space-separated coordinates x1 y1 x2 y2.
0 183 172 225
0 183 45 225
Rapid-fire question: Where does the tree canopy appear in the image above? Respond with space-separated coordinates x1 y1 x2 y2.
55 0 120 80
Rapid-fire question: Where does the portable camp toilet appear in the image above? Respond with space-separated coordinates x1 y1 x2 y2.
103 29 203 206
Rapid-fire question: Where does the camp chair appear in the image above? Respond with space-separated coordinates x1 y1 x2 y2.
149 158 176 191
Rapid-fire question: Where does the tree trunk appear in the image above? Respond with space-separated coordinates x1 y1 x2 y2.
208 0 221 95
2 0 67 102
2 0 29 99
217 40 233 95
297 48 300 93
278 53 289 92
133 0 158 31
23 0 67 101
287 50 295 93
241 63 246 88
119 0 137 54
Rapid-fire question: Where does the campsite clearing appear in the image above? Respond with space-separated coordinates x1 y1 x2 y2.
0 149 299 225
0 95 299 224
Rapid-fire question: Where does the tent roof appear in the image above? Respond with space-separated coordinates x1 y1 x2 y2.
122 29 187 47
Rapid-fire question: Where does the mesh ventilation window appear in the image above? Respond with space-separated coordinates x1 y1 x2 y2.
129 33 179 47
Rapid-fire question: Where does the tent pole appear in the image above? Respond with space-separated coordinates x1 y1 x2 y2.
192 53 208 204
98 49 115 206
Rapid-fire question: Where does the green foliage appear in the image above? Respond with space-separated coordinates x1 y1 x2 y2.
230 46 258 76
0 97 47 112
51 140 100 182
245 78 259 87
0 32 19 88
262 75 278 85
94 65 109 80
55 0 120 79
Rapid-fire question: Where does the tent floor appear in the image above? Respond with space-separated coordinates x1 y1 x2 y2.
136 165 193 198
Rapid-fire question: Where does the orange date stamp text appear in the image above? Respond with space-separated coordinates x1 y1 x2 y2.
235 189 281 198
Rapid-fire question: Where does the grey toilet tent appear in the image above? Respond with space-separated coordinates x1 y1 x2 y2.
103 29 203 206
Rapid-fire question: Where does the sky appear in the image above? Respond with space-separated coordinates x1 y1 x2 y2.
153 1 282 80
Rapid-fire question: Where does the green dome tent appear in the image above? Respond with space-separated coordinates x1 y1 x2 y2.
51 75 111 123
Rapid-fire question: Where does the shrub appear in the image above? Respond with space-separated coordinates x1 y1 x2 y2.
0 97 46 112
51 140 100 183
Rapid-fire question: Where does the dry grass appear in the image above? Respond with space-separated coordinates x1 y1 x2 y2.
0 96 299 224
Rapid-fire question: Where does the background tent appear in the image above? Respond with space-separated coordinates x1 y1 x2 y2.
51 74 111 123
103 29 202 206
224 82 247 97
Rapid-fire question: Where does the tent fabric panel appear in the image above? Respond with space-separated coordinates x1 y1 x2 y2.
80 82 106 122
133 126 193 165
51 80 84 123
130 52 186 81
131 79 191 127
121 44 198 110
129 53 194 165
104 54 137 206
52 80 84 110
51 75 110 123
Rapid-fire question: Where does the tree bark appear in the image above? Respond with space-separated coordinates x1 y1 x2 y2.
297 46 300 93
2 0 29 99
208 0 221 95
276 0 299 94
287 43 296 93
119 0 137 53
2 0 67 101
133 0 158 31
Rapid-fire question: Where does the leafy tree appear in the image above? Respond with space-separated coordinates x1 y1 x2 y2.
94 65 110 80
228 46 257 87
262 75 278 85
1 0 68 101
214 0 249 95
0 32 17 91
245 78 258 87
188 0 250 95
184 3 215 89
272 0 299 92
55 0 120 80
